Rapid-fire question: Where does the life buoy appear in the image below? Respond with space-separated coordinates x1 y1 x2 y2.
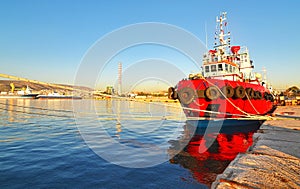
234 86 246 98
221 85 234 98
178 87 195 105
245 88 255 99
205 86 220 100
254 91 262 99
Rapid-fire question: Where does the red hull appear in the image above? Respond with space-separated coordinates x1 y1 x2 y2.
175 78 275 118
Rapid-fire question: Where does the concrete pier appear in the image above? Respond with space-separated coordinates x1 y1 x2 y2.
212 106 300 188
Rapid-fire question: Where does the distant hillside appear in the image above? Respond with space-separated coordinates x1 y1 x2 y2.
0 80 93 93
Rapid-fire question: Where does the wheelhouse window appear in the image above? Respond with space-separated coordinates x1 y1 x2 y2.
229 65 232 72
225 64 228 71
205 66 210 72
218 64 223 71
211 65 217 72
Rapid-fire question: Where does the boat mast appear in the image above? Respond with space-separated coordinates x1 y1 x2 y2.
214 12 231 58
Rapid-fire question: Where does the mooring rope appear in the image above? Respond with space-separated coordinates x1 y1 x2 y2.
0 91 280 122
244 92 260 114
95 93 274 121
204 79 252 116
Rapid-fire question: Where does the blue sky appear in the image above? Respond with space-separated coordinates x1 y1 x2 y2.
0 0 299 91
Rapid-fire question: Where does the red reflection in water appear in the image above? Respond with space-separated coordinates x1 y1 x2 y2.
170 131 254 187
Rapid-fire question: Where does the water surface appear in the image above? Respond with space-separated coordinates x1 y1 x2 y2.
0 99 253 188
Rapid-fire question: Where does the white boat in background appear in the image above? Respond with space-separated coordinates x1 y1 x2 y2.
0 86 39 99
0 94 38 99
36 92 82 99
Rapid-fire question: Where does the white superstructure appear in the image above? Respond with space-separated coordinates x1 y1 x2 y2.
202 12 256 82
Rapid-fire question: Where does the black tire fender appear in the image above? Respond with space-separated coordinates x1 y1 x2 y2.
245 88 255 99
178 87 195 105
221 85 234 98
264 92 270 101
168 87 174 99
234 86 246 98
205 86 220 100
254 91 262 99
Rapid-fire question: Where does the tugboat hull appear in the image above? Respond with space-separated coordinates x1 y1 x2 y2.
175 78 275 119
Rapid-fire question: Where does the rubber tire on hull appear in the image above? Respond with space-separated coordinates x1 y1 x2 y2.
269 94 274 102
173 91 178 100
168 87 178 100
221 85 234 98
264 93 274 102
168 87 174 99
234 86 246 99
245 88 255 99
178 87 195 105
205 86 220 100
254 91 262 99
264 92 271 101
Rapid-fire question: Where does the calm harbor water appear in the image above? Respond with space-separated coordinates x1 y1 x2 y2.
0 99 254 188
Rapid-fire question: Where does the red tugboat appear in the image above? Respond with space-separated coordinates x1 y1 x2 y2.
168 12 276 129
